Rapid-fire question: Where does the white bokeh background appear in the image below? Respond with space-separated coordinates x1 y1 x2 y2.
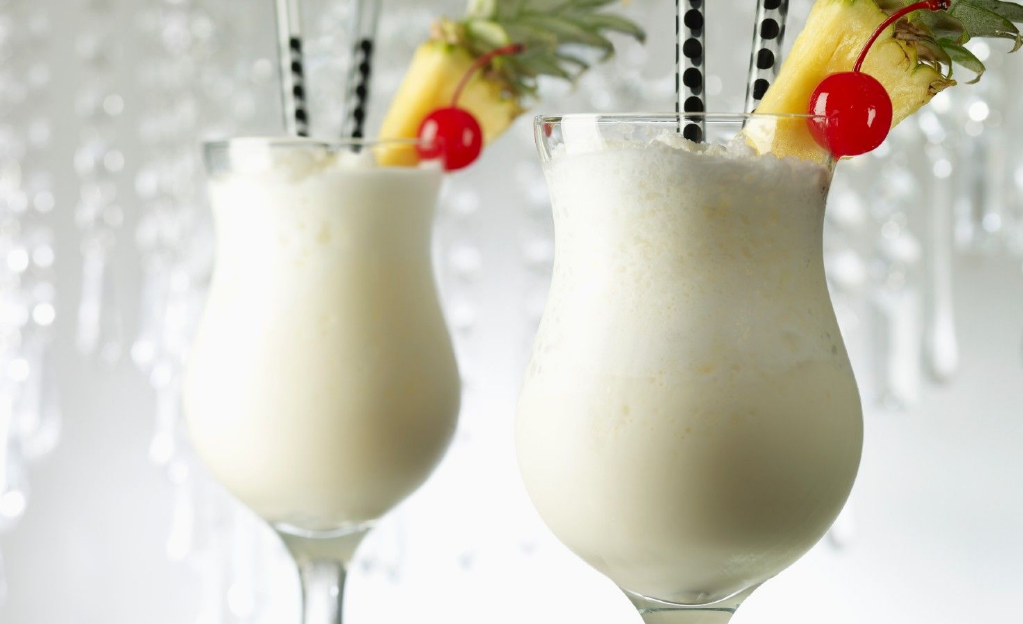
1 0 1021 622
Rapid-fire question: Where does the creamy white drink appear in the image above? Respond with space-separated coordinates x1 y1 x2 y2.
517 129 863 607
185 139 460 532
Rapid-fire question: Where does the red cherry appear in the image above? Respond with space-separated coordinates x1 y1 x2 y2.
808 72 893 158
415 43 524 172
417 107 483 172
805 0 948 159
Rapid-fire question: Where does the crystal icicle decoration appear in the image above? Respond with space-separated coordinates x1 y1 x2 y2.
0 0 60 601
74 0 124 364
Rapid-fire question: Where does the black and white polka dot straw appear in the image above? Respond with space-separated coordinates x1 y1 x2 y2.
341 0 382 140
274 0 309 137
744 0 789 114
677 0 706 142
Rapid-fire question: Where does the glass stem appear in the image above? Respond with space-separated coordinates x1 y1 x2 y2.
626 586 757 624
296 558 347 624
278 526 369 624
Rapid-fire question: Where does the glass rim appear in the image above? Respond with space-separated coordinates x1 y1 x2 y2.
534 112 828 125
202 135 427 153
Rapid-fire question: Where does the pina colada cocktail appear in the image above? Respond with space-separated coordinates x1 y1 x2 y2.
517 115 863 622
186 140 460 530
184 138 460 622
186 140 459 530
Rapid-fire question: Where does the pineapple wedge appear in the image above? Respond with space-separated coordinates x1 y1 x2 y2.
378 42 523 167
376 1 646 167
753 0 954 160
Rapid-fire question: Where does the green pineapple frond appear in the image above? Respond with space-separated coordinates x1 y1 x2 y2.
440 0 645 100
881 0 1023 83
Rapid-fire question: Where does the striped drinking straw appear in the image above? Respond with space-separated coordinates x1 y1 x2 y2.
340 0 382 140
744 0 790 114
677 0 706 142
275 0 309 136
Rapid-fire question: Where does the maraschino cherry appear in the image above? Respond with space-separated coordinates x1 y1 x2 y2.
418 43 525 171
808 0 950 158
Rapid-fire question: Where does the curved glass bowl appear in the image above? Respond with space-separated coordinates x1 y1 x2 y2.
517 112 861 623
187 135 459 624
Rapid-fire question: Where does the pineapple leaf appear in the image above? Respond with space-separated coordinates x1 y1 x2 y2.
920 43 955 76
1006 30 1023 50
448 0 644 102
938 37 988 81
503 22 560 48
948 1 1021 44
467 0 498 19
517 15 616 56
553 0 623 14
495 0 532 19
574 13 647 41
917 38 955 66
957 0 1023 22
559 0 622 8
513 0 619 13
502 62 540 95
466 19 512 48
913 10 968 42
518 54 575 78
555 51 592 71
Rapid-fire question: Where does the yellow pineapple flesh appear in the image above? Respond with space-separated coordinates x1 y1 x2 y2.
377 41 523 167
752 0 954 160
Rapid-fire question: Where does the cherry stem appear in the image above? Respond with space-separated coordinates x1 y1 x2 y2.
854 0 949 73
451 43 526 107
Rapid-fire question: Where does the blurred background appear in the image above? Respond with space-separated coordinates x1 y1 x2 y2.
0 0 1021 622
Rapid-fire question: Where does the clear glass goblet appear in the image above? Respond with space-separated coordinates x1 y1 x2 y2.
516 114 863 623
184 137 460 624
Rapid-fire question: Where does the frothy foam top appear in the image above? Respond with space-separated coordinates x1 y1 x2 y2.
215 137 439 182
552 128 831 187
